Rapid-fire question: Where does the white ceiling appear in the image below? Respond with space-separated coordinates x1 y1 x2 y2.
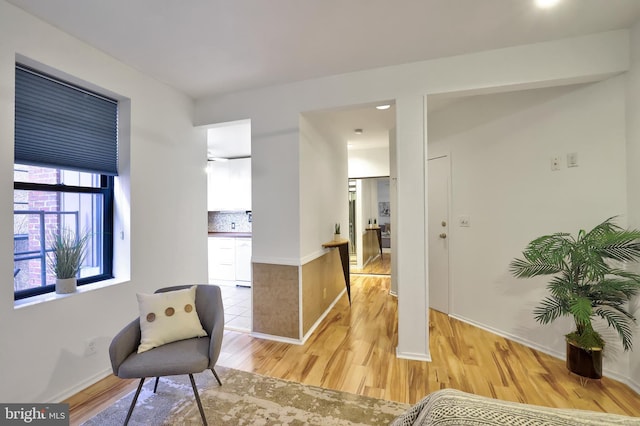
8 0 640 100
304 103 396 151
8 0 640 155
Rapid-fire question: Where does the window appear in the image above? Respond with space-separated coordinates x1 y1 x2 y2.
13 64 118 300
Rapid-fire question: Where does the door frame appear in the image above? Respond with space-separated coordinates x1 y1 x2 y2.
426 153 452 314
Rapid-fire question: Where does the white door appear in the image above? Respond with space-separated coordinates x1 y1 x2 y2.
428 155 450 313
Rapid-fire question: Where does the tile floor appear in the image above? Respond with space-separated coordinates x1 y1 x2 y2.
217 283 251 332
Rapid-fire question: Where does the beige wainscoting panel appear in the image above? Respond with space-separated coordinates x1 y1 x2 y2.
301 249 345 335
252 263 300 339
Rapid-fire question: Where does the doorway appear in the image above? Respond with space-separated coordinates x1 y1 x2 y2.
206 119 253 332
349 176 392 275
427 155 450 313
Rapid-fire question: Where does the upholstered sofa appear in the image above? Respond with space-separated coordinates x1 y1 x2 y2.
391 388 639 425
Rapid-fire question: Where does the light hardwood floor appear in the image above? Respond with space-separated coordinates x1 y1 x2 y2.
66 275 640 424
350 253 391 275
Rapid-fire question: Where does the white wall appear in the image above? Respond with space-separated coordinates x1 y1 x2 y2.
299 116 348 262
389 129 398 295
251 129 300 264
428 77 629 378
626 21 640 388
348 147 390 178
196 29 631 362
0 1 206 402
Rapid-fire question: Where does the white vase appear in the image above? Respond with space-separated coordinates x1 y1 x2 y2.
56 277 77 294
334 233 341 242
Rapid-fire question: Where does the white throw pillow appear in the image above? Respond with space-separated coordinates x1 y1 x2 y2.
136 286 207 353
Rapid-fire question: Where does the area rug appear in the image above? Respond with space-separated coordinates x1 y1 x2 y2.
82 366 410 425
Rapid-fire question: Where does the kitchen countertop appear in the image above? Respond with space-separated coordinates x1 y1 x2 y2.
208 232 252 238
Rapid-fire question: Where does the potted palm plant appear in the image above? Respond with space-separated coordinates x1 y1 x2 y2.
334 223 341 241
510 217 640 379
48 228 91 294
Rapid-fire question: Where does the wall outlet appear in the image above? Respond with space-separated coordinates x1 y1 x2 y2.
84 338 97 357
231 222 235 230
551 156 561 171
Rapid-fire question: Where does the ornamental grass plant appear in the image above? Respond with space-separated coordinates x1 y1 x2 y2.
48 228 91 279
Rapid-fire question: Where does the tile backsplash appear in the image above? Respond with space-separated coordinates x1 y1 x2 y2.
208 211 252 232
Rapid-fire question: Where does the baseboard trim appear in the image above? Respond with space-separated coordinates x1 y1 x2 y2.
48 367 112 403
301 289 346 344
449 313 640 393
250 331 304 345
449 314 565 360
396 348 431 362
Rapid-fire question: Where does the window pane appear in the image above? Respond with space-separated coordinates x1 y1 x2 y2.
13 189 105 292
14 163 101 187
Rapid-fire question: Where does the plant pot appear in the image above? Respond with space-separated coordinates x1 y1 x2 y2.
334 233 341 242
566 339 602 379
56 277 77 294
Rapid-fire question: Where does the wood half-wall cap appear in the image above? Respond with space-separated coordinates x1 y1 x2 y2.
322 239 348 248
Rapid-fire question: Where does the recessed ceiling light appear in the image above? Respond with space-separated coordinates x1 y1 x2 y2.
535 0 560 9
376 104 391 110
354 129 363 134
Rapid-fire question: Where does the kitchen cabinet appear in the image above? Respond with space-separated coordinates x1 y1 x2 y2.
208 235 252 285
235 238 252 282
207 158 251 211
208 237 236 281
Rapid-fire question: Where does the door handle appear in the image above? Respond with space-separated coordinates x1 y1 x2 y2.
439 233 447 239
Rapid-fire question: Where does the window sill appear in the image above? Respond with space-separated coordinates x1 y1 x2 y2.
14 277 129 309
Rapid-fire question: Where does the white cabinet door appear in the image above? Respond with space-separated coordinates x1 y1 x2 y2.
208 237 236 281
235 238 252 282
207 158 251 211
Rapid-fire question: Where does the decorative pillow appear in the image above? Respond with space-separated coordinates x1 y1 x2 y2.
136 286 207 353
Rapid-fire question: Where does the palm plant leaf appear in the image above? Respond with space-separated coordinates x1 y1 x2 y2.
533 296 567 324
511 217 640 352
599 239 640 262
522 234 573 261
590 277 640 301
594 307 635 351
510 234 572 278
568 297 593 327
509 258 561 278
545 275 575 305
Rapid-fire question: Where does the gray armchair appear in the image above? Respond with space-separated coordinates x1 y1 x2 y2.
109 284 224 426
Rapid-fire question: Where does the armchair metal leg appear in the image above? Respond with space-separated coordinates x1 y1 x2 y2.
211 368 222 386
124 378 145 426
189 373 208 426
153 376 160 393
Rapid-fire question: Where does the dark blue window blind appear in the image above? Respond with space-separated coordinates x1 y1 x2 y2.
14 64 118 175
